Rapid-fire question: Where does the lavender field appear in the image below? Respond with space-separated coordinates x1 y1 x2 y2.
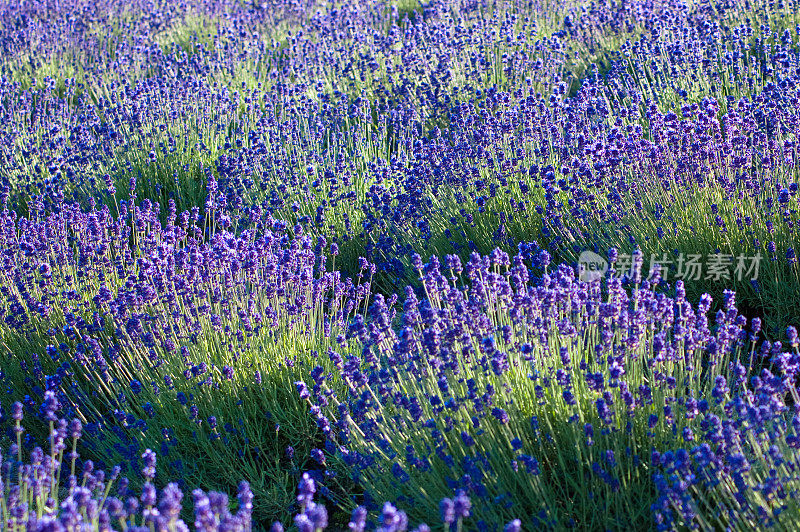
1 0 800 530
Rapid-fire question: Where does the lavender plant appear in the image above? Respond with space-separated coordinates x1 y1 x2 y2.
273 470 501 532
298 247 796 529
0 194 371 524
0 393 254 531
652 328 800 530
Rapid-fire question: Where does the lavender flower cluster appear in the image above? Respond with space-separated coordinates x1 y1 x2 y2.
0 392 253 531
298 247 800 528
652 333 800 530
3 0 797 327
0 192 371 521
269 470 500 532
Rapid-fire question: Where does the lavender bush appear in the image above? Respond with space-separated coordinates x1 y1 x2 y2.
652 330 800 530
0 393 254 531
298 247 799 528
0 193 371 523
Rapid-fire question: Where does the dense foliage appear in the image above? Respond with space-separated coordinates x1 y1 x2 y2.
0 0 799 530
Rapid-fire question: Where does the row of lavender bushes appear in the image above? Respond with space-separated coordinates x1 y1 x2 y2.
296 246 800 529
2 189 799 529
2 0 800 331
0 0 799 530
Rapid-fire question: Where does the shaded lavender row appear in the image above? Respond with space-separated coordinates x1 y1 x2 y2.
2 392 254 531
9 393 497 532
